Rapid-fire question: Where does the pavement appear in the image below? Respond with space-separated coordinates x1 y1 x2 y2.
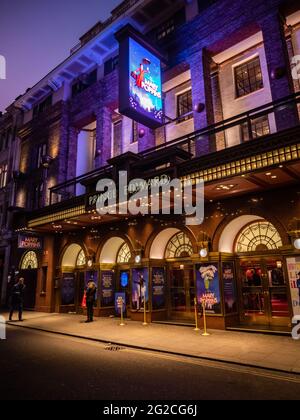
1 311 300 374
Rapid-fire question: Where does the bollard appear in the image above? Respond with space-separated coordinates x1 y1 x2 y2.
118 297 125 326
142 295 148 326
202 300 210 336
194 298 199 331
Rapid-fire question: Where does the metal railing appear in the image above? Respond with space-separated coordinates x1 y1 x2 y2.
49 91 300 206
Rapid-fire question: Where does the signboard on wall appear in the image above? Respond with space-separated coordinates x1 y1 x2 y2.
18 235 43 250
116 25 163 129
101 271 114 307
222 262 237 314
152 268 165 310
132 268 149 311
286 257 300 316
196 263 221 315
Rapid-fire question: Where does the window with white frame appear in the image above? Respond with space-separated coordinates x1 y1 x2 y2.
234 56 263 98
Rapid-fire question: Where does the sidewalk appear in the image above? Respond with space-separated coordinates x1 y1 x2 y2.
2 311 300 374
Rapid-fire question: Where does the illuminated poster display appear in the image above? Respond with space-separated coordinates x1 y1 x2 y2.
61 273 75 306
222 262 237 314
287 257 300 316
117 26 163 128
152 268 165 310
101 271 114 307
196 263 221 315
132 268 149 311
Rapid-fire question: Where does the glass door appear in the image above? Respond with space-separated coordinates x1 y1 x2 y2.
238 257 290 328
169 267 195 321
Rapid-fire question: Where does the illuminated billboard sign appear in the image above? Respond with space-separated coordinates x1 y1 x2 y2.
116 26 163 129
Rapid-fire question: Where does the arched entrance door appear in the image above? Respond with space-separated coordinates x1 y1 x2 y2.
20 251 38 309
165 232 195 321
235 221 290 328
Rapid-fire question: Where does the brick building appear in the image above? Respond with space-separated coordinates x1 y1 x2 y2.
2 0 300 332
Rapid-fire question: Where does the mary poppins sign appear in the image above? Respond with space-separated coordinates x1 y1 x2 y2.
115 25 163 129
18 235 43 250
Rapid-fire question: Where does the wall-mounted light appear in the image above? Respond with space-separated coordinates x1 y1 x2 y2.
294 238 300 250
200 248 208 258
95 149 101 158
180 264 185 270
87 259 93 268
135 255 141 264
138 128 146 138
41 155 54 169
194 103 205 113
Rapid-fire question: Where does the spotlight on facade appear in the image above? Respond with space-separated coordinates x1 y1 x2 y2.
294 238 300 250
200 248 208 258
270 66 286 80
95 149 101 158
135 255 141 264
194 103 205 113
138 128 146 138
41 155 54 168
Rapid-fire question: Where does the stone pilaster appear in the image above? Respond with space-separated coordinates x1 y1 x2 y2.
95 106 112 168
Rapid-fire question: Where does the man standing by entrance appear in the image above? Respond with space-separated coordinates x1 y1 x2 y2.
296 272 300 300
9 278 26 322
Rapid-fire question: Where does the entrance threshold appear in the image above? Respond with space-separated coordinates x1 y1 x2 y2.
153 320 195 328
226 325 291 336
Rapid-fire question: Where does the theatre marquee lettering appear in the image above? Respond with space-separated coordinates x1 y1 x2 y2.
86 175 171 211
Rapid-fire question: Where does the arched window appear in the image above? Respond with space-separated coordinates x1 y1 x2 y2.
76 249 86 267
20 251 38 270
235 221 283 252
165 232 193 259
117 243 131 263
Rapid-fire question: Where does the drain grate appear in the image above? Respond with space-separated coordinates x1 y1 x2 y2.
104 344 124 352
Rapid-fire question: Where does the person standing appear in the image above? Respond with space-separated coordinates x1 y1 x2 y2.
9 278 26 322
296 272 300 300
85 281 97 323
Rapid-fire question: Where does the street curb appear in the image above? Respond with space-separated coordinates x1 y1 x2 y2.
6 322 300 377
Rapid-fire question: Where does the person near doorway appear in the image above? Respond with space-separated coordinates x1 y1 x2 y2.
9 278 26 322
85 281 97 323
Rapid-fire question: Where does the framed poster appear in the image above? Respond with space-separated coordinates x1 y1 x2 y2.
196 263 221 314
132 268 149 311
152 267 166 310
222 262 238 314
286 257 300 317
101 271 114 307
61 273 75 306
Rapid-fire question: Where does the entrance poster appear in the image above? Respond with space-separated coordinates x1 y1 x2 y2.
152 268 165 310
132 268 149 311
85 271 98 300
222 262 238 314
61 273 75 305
196 263 221 314
101 271 115 307
287 257 300 316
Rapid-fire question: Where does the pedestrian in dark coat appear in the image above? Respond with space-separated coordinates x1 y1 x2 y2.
85 281 97 323
9 278 26 321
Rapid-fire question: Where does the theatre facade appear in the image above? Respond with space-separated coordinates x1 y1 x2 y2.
6 0 300 332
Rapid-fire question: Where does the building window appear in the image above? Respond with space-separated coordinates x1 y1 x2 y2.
76 249 86 267
72 69 98 97
177 90 193 123
37 143 47 168
234 57 263 98
33 182 44 209
235 221 283 253
104 56 119 76
165 232 193 259
33 95 53 118
240 115 270 142
155 9 186 42
117 243 131 264
0 164 8 188
21 251 38 270
113 120 122 156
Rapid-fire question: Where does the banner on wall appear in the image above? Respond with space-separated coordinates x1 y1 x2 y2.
286 257 300 316
18 234 43 250
152 268 165 310
101 271 114 307
132 268 149 311
61 273 75 306
196 263 221 314
116 25 163 129
222 262 238 314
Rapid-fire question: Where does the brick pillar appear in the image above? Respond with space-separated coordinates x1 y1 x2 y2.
211 66 226 151
189 48 215 156
138 124 155 153
95 106 112 167
67 126 79 180
259 12 299 130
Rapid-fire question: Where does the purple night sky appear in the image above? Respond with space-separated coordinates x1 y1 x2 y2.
0 0 121 112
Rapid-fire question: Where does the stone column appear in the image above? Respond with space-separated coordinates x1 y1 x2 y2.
95 106 112 168
259 12 299 130
189 48 215 156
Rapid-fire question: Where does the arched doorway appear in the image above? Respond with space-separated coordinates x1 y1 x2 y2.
60 244 87 313
19 251 38 309
232 220 290 329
